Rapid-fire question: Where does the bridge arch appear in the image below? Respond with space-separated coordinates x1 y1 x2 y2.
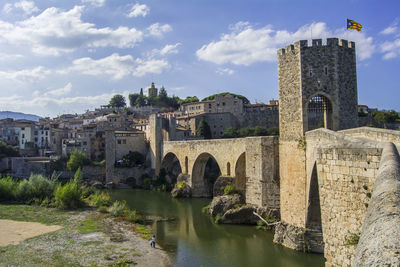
160 152 182 184
305 161 324 253
191 152 221 197
235 152 246 199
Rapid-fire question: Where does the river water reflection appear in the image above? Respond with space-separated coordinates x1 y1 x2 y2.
111 189 324 267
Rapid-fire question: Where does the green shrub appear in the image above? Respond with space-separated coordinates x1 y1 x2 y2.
108 200 127 216
202 204 210 215
67 150 90 171
73 167 83 186
123 209 137 222
14 174 57 203
345 232 360 246
215 214 222 224
98 206 108 213
55 180 84 209
0 176 18 201
87 191 112 207
223 184 235 195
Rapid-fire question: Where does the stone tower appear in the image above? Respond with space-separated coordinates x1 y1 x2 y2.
148 82 158 97
278 38 358 228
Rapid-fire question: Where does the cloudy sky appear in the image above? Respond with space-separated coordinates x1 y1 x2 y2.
0 0 399 117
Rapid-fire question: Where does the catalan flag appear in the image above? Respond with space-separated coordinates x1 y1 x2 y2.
347 19 362 31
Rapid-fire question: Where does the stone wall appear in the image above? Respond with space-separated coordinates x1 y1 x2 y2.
305 129 383 267
353 143 400 266
340 126 400 145
245 136 279 209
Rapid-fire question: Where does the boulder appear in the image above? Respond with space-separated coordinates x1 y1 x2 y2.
209 194 243 217
176 173 190 182
105 182 116 189
171 181 192 198
219 205 259 224
213 176 235 197
91 181 104 189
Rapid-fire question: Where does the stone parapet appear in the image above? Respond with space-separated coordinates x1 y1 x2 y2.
353 142 400 266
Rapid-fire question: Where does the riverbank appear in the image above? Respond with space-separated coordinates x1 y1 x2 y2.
0 204 171 266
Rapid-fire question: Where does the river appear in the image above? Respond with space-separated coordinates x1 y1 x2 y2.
111 189 324 267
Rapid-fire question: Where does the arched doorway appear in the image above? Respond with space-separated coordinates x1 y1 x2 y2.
160 152 182 185
305 162 324 253
235 153 246 199
307 94 333 131
192 153 221 197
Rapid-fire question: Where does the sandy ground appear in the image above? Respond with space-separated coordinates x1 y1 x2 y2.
0 219 63 247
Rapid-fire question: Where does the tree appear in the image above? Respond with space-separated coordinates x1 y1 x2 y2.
178 96 199 105
109 94 126 108
135 95 146 107
196 118 212 139
67 150 90 171
0 141 19 159
159 86 168 101
222 127 238 138
129 93 140 107
202 92 250 104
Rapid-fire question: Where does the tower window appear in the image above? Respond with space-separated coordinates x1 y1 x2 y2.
324 66 328 75
309 69 313 77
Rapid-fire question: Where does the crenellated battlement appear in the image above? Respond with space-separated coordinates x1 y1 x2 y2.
278 38 356 56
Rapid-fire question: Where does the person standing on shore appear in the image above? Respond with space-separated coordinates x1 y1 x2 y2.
150 235 156 248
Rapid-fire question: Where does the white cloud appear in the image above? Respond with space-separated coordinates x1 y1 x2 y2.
2 3 13 13
0 52 23 60
171 86 184 92
147 23 172 38
381 39 400 59
3 1 39 15
68 53 135 80
150 43 181 57
43 82 72 97
133 59 170 77
381 26 397 35
0 6 143 56
81 0 106 7
196 21 375 65
127 3 149 18
216 68 235 75
65 53 170 79
14 0 39 14
381 20 398 35
0 66 51 83
159 43 181 55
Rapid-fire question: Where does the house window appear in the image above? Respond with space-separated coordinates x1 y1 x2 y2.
222 102 226 106
117 140 121 144
122 139 126 144
22 134 25 138
324 66 328 75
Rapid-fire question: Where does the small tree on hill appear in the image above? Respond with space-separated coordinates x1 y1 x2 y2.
109 94 126 108
196 118 212 139
129 93 140 107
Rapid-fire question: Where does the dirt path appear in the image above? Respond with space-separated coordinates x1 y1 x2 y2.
0 219 63 247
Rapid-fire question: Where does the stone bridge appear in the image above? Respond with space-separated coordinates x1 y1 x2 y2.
159 127 400 267
161 136 279 208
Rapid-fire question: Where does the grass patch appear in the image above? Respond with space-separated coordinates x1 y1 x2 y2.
0 203 71 225
81 240 104 246
77 218 103 234
135 224 152 240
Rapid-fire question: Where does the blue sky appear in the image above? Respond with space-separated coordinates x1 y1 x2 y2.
0 0 399 117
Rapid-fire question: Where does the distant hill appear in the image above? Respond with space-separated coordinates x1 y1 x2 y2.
0 111 41 122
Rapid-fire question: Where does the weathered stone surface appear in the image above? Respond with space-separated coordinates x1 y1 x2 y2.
213 176 234 197
91 181 104 189
219 205 259 225
353 143 400 267
209 194 243 217
273 222 306 251
171 181 192 198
